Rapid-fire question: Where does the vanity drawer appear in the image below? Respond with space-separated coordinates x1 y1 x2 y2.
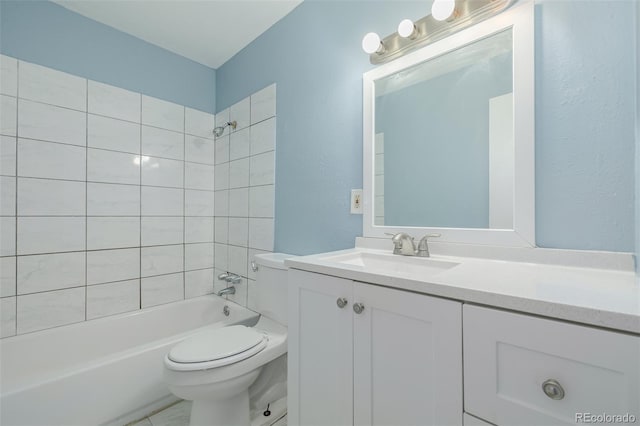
463 305 640 426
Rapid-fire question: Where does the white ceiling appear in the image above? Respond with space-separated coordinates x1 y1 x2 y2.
53 0 303 69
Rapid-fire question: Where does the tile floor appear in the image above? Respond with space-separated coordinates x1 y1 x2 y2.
130 400 287 426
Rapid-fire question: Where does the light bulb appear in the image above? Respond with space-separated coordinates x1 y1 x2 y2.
432 0 456 21
397 19 418 39
362 32 384 54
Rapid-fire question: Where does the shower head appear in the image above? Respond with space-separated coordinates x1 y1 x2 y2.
213 120 237 137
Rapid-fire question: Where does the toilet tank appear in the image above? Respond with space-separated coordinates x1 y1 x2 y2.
253 253 295 326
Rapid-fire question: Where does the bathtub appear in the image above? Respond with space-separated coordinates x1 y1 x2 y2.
0 295 259 426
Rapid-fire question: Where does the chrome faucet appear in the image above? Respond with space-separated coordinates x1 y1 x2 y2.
217 272 242 285
387 232 441 257
217 286 236 296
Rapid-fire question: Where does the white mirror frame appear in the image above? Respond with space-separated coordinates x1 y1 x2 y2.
362 0 535 247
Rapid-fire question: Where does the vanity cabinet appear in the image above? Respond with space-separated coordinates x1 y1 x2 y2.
288 269 463 426
464 305 640 425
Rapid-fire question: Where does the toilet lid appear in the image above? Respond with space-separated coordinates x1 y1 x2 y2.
168 326 267 364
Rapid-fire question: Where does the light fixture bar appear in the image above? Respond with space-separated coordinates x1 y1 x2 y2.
368 0 513 65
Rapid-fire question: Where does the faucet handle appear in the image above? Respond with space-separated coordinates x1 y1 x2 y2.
217 272 230 281
416 234 441 257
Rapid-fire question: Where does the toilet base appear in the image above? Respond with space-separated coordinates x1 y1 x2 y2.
190 391 250 426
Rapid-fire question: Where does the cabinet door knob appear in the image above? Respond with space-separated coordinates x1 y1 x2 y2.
336 298 348 309
353 303 365 314
542 379 565 400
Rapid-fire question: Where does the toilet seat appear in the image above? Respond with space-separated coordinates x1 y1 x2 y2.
166 325 268 372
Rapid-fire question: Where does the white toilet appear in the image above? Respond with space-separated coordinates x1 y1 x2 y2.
163 253 292 426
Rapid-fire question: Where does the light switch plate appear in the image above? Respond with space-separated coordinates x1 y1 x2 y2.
351 189 363 214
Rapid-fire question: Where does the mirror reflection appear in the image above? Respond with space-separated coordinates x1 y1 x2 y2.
374 29 514 229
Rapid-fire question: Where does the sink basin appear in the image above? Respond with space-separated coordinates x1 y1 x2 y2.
320 251 459 278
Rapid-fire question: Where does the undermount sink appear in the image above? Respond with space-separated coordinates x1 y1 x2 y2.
320 251 459 278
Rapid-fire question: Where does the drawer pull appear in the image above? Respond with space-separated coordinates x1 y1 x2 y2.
542 379 565 400
336 298 348 309
353 303 365 314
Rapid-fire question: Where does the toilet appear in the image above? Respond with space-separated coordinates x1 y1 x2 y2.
163 253 292 426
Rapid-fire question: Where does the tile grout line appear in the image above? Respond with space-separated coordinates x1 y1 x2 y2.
85 77 89 322
183 107 186 301
139 95 143 311
14 59 20 336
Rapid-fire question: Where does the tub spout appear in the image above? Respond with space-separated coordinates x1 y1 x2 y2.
217 286 236 296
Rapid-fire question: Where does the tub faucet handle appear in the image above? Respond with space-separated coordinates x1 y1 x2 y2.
217 272 230 281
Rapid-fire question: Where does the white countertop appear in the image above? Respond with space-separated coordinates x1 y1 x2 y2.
285 248 640 334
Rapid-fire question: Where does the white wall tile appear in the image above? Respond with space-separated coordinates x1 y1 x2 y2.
185 268 214 299
0 217 16 256
141 156 183 188
1 176 16 215
141 273 183 308
214 135 229 165
247 278 258 312
249 185 275 218
185 190 214 216
1 135 16 176
214 217 229 244
141 244 184 277
0 256 16 297
17 217 85 255
250 118 276 155
18 139 85 181
1 297 16 337
17 178 85 216
87 217 139 250
88 148 140 185
214 244 228 271
248 218 274 251
141 96 184 133
250 84 276 124
185 108 214 139
1 95 17 136
249 151 275 186
184 243 214 271
185 162 214 191
229 158 250 189
87 248 140 285
229 127 250 160
228 218 249 247
141 217 183 246
185 135 214 165
87 279 140 320
1 55 18 97
19 61 87 111
17 252 85 295
88 81 141 123
87 183 140 216
141 186 184 216
228 245 248 278
214 190 229 216
215 108 230 128
142 126 184 160
88 114 140 154
229 188 249 217
185 217 214 243
17 287 85 334
229 97 250 131
18 99 86 146
214 163 229 190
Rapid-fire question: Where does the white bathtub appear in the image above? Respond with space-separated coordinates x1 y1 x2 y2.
0 295 259 426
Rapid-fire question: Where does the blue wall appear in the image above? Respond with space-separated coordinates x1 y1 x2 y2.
217 0 637 255
0 1 216 113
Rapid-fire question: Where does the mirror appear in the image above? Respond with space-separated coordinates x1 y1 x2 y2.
363 2 534 247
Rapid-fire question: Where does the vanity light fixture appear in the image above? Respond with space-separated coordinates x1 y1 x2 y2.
363 0 513 64
362 32 385 55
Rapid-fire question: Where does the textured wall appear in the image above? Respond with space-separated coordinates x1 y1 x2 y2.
0 0 216 113
217 0 637 255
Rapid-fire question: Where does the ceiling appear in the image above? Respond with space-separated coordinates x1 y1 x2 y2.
52 0 303 69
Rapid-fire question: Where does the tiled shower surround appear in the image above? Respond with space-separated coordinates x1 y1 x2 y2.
0 55 275 337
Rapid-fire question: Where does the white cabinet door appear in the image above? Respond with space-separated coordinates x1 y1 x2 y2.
288 269 354 426
352 282 463 426
464 305 640 426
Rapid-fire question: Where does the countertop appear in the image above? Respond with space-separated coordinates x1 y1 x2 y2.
285 248 640 334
